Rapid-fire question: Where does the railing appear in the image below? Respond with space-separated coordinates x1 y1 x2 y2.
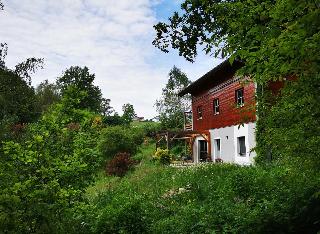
184 111 193 131
184 123 193 131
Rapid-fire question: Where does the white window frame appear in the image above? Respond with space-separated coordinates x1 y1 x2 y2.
213 98 220 115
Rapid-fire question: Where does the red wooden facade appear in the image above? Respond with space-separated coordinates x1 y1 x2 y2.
179 59 256 132
192 77 256 131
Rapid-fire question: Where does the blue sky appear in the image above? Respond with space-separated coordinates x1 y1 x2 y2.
0 0 222 118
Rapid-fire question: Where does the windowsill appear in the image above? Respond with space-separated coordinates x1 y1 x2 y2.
236 104 245 108
214 112 220 115
197 117 203 120
238 153 247 157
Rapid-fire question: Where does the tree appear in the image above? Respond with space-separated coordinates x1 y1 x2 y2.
15 58 44 85
0 43 7 69
155 66 191 129
122 103 136 124
100 98 115 116
0 69 38 123
57 66 103 112
35 79 60 113
153 0 319 83
153 1 320 164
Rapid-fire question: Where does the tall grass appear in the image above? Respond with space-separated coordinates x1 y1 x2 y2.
83 143 320 233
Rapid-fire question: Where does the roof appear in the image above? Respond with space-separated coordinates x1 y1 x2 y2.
178 59 244 96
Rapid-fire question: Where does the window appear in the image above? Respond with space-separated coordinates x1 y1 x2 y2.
235 88 244 106
214 139 221 158
213 98 220 114
237 136 246 156
197 106 203 119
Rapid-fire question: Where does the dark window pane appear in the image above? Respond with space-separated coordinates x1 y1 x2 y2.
213 98 219 114
197 106 202 118
238 136 246 156
236 88 244 106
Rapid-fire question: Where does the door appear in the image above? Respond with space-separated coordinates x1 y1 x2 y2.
198 140 208 162
214 139 221 159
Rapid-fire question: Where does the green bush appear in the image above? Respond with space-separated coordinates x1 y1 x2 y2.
153 148 172 165
94 196 149 234
0 91 104 233
132 121 161 138
98 126 144 160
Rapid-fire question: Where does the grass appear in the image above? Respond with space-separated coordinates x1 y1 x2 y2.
84 142 320 233
86 142 171 201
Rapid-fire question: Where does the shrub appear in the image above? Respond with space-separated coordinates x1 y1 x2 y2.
94 195 149 234
106 152 136 177
153 148 172 165
133 121 161 138
91 163 320 234
98 126 144 160
0 94 103 233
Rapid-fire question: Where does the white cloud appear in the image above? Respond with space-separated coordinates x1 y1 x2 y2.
0 0 221 118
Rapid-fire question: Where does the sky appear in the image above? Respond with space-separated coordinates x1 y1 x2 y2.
0 0 222 119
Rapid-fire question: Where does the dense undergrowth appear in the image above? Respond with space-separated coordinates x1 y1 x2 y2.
75 143 320 234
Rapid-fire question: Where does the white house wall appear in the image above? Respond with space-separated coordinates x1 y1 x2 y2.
209 126 234 163
208 122 256 165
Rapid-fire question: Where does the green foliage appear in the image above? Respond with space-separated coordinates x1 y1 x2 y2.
255 75 320 167
155 66 191 130
102 113 126 126
94 195 149 234
131 121 161 138
153 148 172 165
14 58 44 85
0 69 38 124
0 84 103 232
170 143 187 160
100 98 114 117
87 162 320 234
0 43 7 69
57 66 103 113
153 0 319 81
122 103 136 125
35 79 61 113
98 126 144 160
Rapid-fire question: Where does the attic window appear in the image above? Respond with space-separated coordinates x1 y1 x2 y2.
235 88 244 106
213 98 220 115
197 106 203 119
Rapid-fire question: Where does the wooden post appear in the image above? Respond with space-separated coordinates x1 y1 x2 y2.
166 132 170 150
183 112 186 130
207 132 211 161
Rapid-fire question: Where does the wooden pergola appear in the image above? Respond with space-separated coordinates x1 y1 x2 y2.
155 130 211 161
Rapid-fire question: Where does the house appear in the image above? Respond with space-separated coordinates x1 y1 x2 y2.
133 116 145 122
178 59 257 165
